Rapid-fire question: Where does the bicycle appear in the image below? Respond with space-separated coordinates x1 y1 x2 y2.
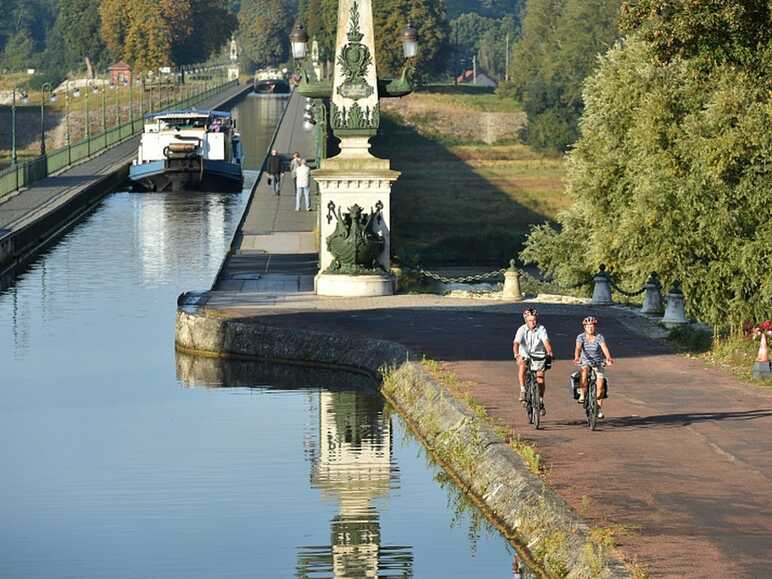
521 355 548 430
582 363 607 431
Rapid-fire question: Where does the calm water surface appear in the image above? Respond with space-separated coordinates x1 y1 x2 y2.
0 95 533 578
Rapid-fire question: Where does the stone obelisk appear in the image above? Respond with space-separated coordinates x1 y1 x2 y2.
313 0 400 297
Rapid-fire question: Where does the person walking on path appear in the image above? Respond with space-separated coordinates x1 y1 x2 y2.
574 315 614 419
295 158 312 212
290 152 301 188
266 149 284 195
513 308 554 415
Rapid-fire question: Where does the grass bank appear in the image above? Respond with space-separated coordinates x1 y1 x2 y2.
668 326 770 387
375 87 568 266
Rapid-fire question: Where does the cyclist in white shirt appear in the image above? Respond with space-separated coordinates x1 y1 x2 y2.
513 308 554 416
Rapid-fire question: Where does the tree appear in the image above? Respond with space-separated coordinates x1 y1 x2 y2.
446 0 521 19
238 0 293 70
56 0 109 77
100 0 233 69
1 30 37 71
373 0 449 78
507 0 621 151
521 9 772 330
174 0 236 65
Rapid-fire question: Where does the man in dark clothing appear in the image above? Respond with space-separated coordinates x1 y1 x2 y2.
266 149 284 195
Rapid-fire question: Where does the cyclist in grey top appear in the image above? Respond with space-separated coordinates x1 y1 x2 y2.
574 315 614 419
513 308 554 416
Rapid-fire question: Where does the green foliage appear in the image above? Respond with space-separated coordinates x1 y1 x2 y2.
508 0 621 152
521 32 772 331
99 0 233 70
238 0 293 70
1 30 37 71
449 13 518 79
446 0 521 20
620 0 771 67
373 0 449 78
298 0 338 62
56 0 108 71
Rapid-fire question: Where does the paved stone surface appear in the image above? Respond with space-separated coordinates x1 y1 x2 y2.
214 91 319 295
206 294 772 579
0 84 252 232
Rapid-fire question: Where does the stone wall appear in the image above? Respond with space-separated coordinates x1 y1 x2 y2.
175 308 631 578
380 97 527 144
0 106 64 153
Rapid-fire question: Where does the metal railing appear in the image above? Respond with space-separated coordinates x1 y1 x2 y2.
0 77 239 201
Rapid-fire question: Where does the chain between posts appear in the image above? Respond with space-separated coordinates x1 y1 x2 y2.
415 267 509 284
607 277 647 297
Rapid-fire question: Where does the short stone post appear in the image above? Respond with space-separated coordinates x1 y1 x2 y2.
661 281 688 327
641 272 663 314
591 264 613 305
502 259 522 301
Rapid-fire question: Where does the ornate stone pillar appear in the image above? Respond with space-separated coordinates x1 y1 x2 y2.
313 0 400 297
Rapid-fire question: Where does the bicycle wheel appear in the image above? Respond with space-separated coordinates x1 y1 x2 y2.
530 373 541 430
588 383 598 431
524 373 534 424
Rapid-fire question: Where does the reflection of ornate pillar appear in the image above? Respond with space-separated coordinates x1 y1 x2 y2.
228 36 240 82
297 390 413 578
313 0 400 297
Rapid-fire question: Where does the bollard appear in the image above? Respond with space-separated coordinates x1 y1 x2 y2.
502 259 523 301
591 264 613 305
661 281 688 327
641 272 663 314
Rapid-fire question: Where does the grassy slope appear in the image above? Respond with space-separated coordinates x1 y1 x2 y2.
374 88 568 266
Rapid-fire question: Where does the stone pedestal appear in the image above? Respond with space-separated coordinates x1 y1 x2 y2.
661 283 688 328
502 261 522 301
591 274 613 305
316 272 394 297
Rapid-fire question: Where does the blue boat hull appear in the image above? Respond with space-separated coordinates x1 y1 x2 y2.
129 159 244 193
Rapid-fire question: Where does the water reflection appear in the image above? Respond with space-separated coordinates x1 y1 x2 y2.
298 390 413 578
177 353 535 579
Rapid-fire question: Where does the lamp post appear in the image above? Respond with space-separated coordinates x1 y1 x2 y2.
290 23 309 76
64 82 72 165
100 84 107 148
39 82 54 157
402 22 418 59
126 79 134 133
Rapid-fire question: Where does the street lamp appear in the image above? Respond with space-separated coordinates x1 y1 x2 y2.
40 82 54 157
402 22 418 59
290 23 309 60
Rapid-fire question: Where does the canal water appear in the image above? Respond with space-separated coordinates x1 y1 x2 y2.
0 95 534 578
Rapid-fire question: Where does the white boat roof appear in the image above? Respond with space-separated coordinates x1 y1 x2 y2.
144 109 231 121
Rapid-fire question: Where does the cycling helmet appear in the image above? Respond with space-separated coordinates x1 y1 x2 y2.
582 316 598 325
523 307 539 319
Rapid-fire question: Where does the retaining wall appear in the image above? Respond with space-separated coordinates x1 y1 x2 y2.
175 308 632 579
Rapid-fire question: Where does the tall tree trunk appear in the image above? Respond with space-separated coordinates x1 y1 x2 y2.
85 56 94 79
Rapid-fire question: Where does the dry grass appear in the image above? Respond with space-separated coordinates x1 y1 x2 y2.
375 89 567 266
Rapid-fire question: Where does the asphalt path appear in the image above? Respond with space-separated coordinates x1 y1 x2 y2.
217 298 772 578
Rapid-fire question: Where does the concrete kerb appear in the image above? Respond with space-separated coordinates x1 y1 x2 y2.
175 308 632 578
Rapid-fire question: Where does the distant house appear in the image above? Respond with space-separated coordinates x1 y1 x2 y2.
108 62 132 86
455 69 498 88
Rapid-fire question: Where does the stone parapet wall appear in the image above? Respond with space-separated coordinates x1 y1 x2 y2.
175 308 631 578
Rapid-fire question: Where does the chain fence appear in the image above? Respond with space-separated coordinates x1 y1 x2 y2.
409 262 649 301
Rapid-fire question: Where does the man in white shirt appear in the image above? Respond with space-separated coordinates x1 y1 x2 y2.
513 308 554 415
295 158 312 211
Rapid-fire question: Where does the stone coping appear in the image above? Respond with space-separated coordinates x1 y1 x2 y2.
175 307 632 578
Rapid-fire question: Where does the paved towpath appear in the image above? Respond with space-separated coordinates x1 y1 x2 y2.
212 90 319 296
0 83 251 233
204 295 772 578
